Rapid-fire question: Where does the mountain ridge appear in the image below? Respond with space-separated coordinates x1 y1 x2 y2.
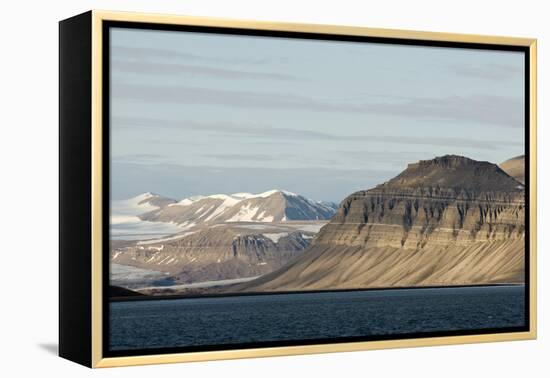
139 189 337 227
376 155 523 192
233 155 525 292
110 190 335 287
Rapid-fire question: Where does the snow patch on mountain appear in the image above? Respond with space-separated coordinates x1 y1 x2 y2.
226 204 262 222
174 195 205 206
263 232 289 243
111 193 183 240
113 190 337 239
112 193 160 216
204 196 242 222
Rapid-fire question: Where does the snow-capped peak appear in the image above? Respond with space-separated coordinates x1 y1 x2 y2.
208 194 239 201
136 189 337 225
229 189 298 199
231 192 256 199
175 190 302 205
256 189 297 197
281 190 299 197
175 190 320 208
132 192 156 201
256 189 281 198
113 193 161 216
175 195 205 206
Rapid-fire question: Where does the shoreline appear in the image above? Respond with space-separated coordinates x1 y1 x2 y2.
110 282 525 303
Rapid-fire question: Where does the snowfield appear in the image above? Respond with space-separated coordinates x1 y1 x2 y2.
111 194 183 240
111 190 335 241
226 203 262 222
110 219 184 240
110 263 167 283
111 192 159 216
263 232 289 243
136 231 198 245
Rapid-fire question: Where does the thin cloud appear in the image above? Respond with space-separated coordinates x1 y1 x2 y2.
450 63 524 80
112 82 523 128
202 152 340 167
204 153 279 161
112 153 171 165
111 161 396 202
111 45 284 65
112 116 522 150
111 59 300 81
112 82 341 113
361 95 524 128
113 116 334 140
111 46 198 60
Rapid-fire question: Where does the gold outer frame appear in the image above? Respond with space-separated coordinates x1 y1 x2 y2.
90 10 537 368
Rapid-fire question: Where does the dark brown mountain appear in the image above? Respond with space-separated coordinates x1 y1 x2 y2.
234 155 525 292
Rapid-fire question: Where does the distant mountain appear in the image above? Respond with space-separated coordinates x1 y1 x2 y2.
111 193 181 240
111 222 319 287
379 155 524 191
140 190 337 227
110 190 335 288
234 155 525 293
317 201 339 213
500 155 525 184
112 192 176 216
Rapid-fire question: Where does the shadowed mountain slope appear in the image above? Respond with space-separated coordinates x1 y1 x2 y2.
234 155 525 292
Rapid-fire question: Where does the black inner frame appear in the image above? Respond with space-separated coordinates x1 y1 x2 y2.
102 20 531 358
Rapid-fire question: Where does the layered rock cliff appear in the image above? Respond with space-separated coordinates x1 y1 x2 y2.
111 224 314 286
235 155 525 292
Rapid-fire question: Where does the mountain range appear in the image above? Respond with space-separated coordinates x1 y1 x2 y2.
233 155 526 292
110 190 336 288
115 190 337 228
111 154 526 295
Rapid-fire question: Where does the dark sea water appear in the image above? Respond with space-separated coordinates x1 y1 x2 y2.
109 285 525 351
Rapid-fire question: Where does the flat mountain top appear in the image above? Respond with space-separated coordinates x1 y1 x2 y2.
234 156 526 293
500 155 525 184
111 192 176 217
377 155 523 192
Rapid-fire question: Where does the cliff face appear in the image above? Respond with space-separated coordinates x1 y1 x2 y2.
326 189 524 249
235 156 525 292
111 225 313 285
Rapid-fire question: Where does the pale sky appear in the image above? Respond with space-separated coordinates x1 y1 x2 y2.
110 27 525 203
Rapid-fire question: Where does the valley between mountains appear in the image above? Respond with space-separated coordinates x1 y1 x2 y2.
110 154 526 297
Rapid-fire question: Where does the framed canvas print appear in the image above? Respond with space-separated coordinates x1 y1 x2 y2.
59 10 537 368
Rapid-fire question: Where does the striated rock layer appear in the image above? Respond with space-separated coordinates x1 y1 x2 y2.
111 224 314 285
235 155 525 292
